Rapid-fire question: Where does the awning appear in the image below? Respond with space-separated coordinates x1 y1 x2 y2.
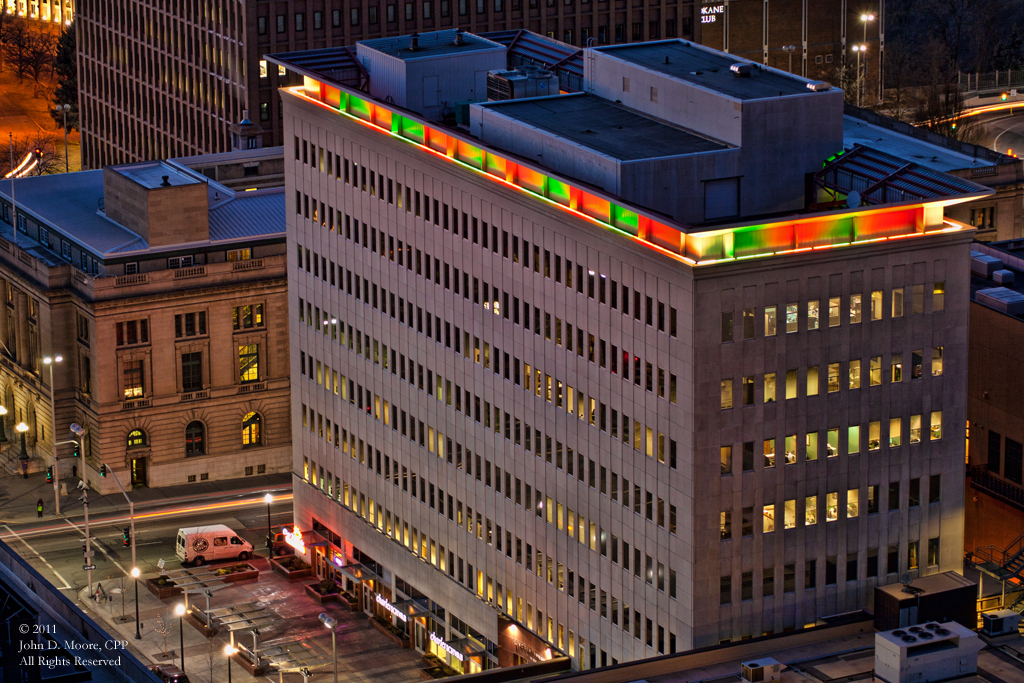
391 599 430 618
335 562 380 583
447 637 487 657
304 529 330 548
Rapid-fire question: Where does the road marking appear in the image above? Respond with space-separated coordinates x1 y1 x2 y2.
3 524 71 589
993 117 1024 151
63 519 129 578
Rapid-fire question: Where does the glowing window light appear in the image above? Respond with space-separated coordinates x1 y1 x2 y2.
283 526 306 553
430 632 464 662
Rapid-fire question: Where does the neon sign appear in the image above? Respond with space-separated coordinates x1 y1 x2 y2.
376 594 408 622
283 526 306 554
700 4 723 22
430 632 464 662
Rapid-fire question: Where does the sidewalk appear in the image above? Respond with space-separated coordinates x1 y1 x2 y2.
76 554 427 683
0 471 293 525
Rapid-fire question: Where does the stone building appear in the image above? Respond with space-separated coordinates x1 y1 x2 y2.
0 150 291 493
273 33 987 670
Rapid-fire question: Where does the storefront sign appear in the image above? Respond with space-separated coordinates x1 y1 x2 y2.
283 526 306 554
701 4 724 22
376 593 408 622
430 632 464 662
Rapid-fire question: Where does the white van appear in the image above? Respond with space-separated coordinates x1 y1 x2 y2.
175 525 253 566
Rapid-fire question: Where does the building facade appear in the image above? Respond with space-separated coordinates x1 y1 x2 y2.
76 0 698 170
0 151 291 493
275 33 983 669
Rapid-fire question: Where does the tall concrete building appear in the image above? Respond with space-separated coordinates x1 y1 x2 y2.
273 32 987 671
75 0 698 170
0 149 291 493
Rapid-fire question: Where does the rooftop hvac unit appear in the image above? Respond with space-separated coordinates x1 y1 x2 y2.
806 81 832 92
993 269 1016 286
740 658 782 683
981 610 1022 637
875 621 983 683
971 250 1004 278
486 69 560 101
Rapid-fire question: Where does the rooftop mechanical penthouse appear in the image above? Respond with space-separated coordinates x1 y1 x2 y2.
271 31 990 672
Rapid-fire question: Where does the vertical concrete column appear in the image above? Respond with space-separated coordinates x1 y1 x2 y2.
14 290 28 369
0 277 9 355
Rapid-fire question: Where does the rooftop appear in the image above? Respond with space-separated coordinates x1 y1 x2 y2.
478 94 727 161
970 241 1024 320
845 115 997 173
110 160 202 189
596 41 817 100
358 29 503 60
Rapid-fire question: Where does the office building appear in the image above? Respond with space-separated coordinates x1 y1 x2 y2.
275 32 987 670
75 0 698 170
0 150 290 493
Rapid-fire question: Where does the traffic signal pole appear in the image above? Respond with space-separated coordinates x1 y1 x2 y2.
51 439 80 517
103 466 137 569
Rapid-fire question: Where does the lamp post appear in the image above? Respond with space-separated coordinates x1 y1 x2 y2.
319 613 338 683
175 603 186 671
16 421 28 474
43 354 63 512
53 104 71 173
131 567 141 639
0 405 7 443
264 493 273 554
851 44 866 107
224 645 237 683
781 45 796 73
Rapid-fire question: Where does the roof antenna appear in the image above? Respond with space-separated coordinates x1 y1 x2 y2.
160 175 171 187
665 55 670 64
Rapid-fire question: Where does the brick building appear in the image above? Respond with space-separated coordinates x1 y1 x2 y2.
0 150 291 493
273 32 986 670
75 0 697 170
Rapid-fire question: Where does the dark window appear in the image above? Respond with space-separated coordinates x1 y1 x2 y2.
1006 438 1023 484
181 352 202 392
257 16 267 33
276 14 285 32
989 430 1002 473
825 556 837 585
185 421 205 456
295 12 304 30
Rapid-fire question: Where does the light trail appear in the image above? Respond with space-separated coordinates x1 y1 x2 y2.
4 150 37 179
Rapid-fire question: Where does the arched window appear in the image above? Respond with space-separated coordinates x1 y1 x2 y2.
127 429 147 449
242 412 261 447
184 421 205 456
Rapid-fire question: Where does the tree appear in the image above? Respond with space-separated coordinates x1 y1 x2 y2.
153 611 171 658
2 133 66 177
22 28 56 87
49 22 77 131
992 27 1024 71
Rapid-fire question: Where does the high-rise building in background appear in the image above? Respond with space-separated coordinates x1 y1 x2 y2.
75 0 700 169
0 149 291 493
274 31 986 672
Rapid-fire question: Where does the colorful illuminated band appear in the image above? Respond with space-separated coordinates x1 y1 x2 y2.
283 526 306 554
283 75 975 266
376 593 409 622
430 632 465 662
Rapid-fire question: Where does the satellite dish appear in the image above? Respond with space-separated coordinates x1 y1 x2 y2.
901 573 912 585
847 191 861 209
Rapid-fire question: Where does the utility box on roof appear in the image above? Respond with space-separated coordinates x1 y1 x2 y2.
874 622 983 683
874 572 976 631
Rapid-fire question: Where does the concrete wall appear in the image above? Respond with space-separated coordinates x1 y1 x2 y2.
102 168 210 247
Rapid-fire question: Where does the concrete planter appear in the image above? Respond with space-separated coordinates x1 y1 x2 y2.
304 583 340 604
369 616 411 648
269 557 313 581
215 563 260 586
145 577 182 600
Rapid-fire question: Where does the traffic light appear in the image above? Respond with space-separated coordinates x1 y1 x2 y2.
1002 92 1009 101
45 466 52 483
99 464 107 477
72 442 80 458
33 147 41 158
122 527 130 547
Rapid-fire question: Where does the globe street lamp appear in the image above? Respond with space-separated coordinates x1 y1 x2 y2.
319 613 338 683
264 493 274 553
174 603 186 671
0 405 8 443
43 354 63 513
851 44 867 107
16 421 28 474
781 45 796 74
131 567 141 639
224 645 237 683
53 104 71 173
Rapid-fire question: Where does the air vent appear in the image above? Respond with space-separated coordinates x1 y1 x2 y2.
806 81 832 92
892 630 907 637
909 626 924 633
918 632 934 640
977 287 1024 315
925 623 942 631
935 628 951 636
730 63 754 77
993 269 1015 286
901 635 918 643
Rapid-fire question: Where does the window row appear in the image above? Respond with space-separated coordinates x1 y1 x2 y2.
302 460 679 660
721 284 945 342
294 156 678 335
298 302 677 463
720 476 941 540
120 414 264 457
719 415 944 473
720 350 944 408
719 537 940 604
120 344 262 400
986 431 1024 485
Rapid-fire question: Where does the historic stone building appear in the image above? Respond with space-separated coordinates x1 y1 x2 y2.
0 150 291 493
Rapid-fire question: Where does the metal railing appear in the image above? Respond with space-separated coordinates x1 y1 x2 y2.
970 465 1024 511
959 70 1024 94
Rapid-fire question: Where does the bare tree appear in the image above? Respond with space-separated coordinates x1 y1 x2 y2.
2 133 65 177
23 28 56 86
153 611 171 658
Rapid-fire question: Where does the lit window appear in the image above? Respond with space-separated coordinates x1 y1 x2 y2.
242 412 262 447
259 60 268 78
239 344 260 383
126 429 146 448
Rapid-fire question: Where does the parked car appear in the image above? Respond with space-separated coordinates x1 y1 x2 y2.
272 531 295 556
175 525 253 565
150 664 190 683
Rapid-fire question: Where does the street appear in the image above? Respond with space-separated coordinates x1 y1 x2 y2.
974 108 1024 154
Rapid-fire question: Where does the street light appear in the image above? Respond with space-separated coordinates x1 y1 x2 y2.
224 645 237 683
319 613 338 683
43 354 63 513
851 44 867 107
781 45 796 74
131 567 141 640
53 104 71 173
16 421 28 471
174 603 186 671
264 493 273 553
0 405 7 443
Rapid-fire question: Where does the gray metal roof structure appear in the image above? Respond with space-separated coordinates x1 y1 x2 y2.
596 41 817 100
479 93 726 161
479 30 584 92
266 45 365 88
815 144 993 205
